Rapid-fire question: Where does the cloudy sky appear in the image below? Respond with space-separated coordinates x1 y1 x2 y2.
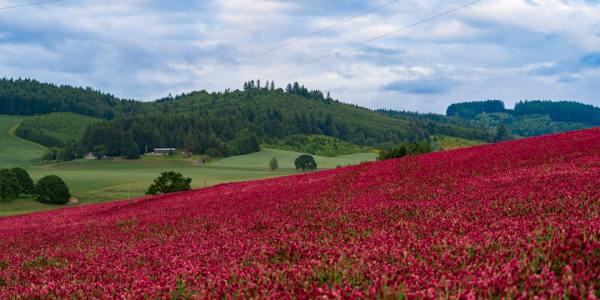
1 0 600 113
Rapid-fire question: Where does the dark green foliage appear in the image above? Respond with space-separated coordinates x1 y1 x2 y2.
295 155 317 172
378 141 432 161
494 124 511 142
269 157 279 172
10 167 34 194
0 78 139 119
91 145 108 159
265 135 371 157
514 100 600 125
121 133 140 160
0 169 20 202
446 100 506 119
15 112 101 148
35 175 71 205
146 171 192 195
377 109 492 142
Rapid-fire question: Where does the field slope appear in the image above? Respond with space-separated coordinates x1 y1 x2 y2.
1 129 599 298
0 115 45 168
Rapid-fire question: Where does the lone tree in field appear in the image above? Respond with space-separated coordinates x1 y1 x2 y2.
269 157 279 172
0 169 20 202
146 171 192 195
295 155 317 172
35 175 71 205
11 167 34 194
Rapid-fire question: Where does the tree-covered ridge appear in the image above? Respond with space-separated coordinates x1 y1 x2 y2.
263 135 372 157
446 100 506 119
514 100 600 125
82 86 427 158
443 99 600 139
376 109 492 141
16 113 102 148
0 78 141 119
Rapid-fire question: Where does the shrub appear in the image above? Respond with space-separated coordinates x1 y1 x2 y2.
146 171 192 195
295 155 317 172
0 169 20 202
378 141 432 161
35 175 71 205
11 167 35 194
269 157 279 172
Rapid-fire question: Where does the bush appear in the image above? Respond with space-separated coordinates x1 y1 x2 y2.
295 155 317 172
146 171 192 195
0 169 20 202
11 167 34 194
378 141 432 160
35 175 71 205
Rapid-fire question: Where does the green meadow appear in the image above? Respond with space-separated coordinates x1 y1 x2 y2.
0 115 376 216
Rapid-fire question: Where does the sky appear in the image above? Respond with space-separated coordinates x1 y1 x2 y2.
1 0 599 113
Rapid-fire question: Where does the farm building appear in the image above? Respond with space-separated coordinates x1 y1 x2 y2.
150 148 176 156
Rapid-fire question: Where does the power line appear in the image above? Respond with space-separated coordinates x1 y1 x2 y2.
261 0 484 79
203 0 399 78
0 0 61 11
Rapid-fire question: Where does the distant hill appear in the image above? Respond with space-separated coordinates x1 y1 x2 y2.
1 78 489 159
444 99 600 138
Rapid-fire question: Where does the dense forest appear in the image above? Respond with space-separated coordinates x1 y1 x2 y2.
2 79 440 159
6 78 596 160
0 78 141 118
440 99 600 139
446 100 507 119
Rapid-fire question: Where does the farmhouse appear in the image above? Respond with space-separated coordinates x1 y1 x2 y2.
151 148 176 156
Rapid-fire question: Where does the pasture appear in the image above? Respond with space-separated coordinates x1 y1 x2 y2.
0 115 376 216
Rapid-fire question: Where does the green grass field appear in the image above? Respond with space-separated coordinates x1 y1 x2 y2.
0 115 376 217
432 135 485 151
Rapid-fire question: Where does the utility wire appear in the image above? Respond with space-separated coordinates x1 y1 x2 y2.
0 0 61 11
203 0 399 77
261 0 484 79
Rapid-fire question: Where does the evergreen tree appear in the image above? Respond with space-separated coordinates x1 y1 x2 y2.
0 169 20 202
495 124 511 142
269 157 279 172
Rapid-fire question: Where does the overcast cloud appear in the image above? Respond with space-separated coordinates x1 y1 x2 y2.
1 0 599 113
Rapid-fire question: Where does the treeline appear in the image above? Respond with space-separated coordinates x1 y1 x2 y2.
0 78 142 119
377 109 492 141
446 99 600 126
4 78 502 159
514 100 600 125
446 100 506 119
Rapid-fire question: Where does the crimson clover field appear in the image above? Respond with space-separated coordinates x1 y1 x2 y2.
1 128 600 298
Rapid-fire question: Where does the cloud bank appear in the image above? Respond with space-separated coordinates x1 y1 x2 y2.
1 0 599 113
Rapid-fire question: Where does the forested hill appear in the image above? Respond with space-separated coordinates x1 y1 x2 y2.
2 78 492 159
0 78 141 119
441 99 600 138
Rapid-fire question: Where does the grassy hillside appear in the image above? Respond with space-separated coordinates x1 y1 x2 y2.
0 115 376 216
16 112 102 147
213 148 376 169
431 135 484 151
264 135 373 157
0 115 45 168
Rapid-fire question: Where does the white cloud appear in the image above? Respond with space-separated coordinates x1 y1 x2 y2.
0 0 599 112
